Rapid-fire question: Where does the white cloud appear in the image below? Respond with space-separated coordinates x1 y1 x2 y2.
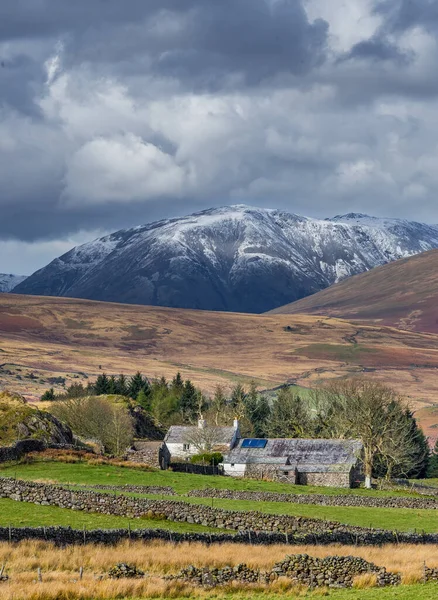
63 133 189 204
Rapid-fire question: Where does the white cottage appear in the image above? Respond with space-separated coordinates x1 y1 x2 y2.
160 418 240 468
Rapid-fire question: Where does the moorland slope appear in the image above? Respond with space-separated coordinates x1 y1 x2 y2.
1 294 438 420
270 249 438 333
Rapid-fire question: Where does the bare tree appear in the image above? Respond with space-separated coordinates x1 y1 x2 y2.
314 379 420 488
184 425 226 453
105 404 135 456
52 396 134 456
210 385 227 426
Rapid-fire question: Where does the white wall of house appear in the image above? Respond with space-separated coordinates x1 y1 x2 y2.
165 442 195 460
223 462 246 477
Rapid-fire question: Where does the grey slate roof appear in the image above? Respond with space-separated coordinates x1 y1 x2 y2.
224 438 363 473
164 425 236 445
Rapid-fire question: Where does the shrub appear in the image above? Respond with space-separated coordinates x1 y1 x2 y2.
190 452 223 466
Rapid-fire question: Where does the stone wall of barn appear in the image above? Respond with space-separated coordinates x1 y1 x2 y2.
297 471 352 488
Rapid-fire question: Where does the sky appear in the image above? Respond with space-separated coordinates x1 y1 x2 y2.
2 0 438 274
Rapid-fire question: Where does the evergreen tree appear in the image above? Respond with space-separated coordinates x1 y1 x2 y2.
404 409 430 479
116 374 128 396
86 381 95 395
136 388 151 411
128 372 149 398
428 439 438 478
94 373 110 395
179 379 198 422
172 372 184 391
41 388 55 401
244 384 271 438
108 375 117 395
65 382 86 399
231 383 245 408
267 388 311 438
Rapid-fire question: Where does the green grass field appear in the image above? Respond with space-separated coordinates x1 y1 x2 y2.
1 460 437 533
0 460 428 497
164 588 438 600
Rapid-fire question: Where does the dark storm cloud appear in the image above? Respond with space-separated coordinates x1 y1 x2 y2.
375 0 438 32
344 36 410 64
0 0 328 86
0 54 46 116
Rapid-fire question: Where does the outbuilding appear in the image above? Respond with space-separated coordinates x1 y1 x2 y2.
223 438 363 488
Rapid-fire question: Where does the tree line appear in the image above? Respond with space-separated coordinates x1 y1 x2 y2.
41 373 431 482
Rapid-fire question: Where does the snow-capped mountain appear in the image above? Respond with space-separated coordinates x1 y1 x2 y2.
0 274 27 293
14 205 438 313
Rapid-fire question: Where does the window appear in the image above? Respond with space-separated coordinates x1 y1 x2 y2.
183 443 190 451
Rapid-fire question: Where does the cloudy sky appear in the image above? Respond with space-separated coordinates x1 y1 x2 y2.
1 0 438 274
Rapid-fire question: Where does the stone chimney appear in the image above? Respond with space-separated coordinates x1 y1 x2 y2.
198 417 206 429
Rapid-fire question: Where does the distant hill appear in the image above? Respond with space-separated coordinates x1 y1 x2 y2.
13 205 438 313
2 293 438 412
269 249 438 333
0 273 27 292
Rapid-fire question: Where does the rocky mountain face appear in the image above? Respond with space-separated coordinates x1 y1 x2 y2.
13 206 438 313
0 273 27 292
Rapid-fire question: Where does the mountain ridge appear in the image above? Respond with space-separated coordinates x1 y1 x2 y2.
0 274 27 293
13 205 438 313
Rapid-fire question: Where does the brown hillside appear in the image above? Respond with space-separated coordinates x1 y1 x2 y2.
269 249 438 333
1 295 438 423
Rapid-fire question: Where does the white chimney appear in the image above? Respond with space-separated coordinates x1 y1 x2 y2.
233 418 239 430
198 417 206 429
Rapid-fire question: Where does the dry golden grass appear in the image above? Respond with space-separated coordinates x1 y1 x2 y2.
24 450 155 470
2 294 438 419
0 539 436 598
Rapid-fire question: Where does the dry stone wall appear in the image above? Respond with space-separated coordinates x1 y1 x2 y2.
1 524 438 547
188 488 438 510
0 440 45 462
2 477 438 546
171 554 401 588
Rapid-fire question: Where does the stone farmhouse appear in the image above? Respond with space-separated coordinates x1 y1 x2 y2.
159 418 240 469
223 438 364 488
159 418 363 488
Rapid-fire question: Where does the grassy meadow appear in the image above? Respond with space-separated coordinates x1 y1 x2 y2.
1 459 438 533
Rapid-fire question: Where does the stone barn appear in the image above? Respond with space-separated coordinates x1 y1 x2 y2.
223 438 363 488
160 418 240 469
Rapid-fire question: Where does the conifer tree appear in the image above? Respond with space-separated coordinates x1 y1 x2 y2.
108 375 117 395
94 373 110 395
116 374 128 396
136 388 151 411
231 383 245 408
128 372 149 398
172 372 184 391
179 379 198 422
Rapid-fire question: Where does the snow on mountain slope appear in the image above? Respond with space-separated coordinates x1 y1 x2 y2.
13 205 438 313
0 274 27 293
